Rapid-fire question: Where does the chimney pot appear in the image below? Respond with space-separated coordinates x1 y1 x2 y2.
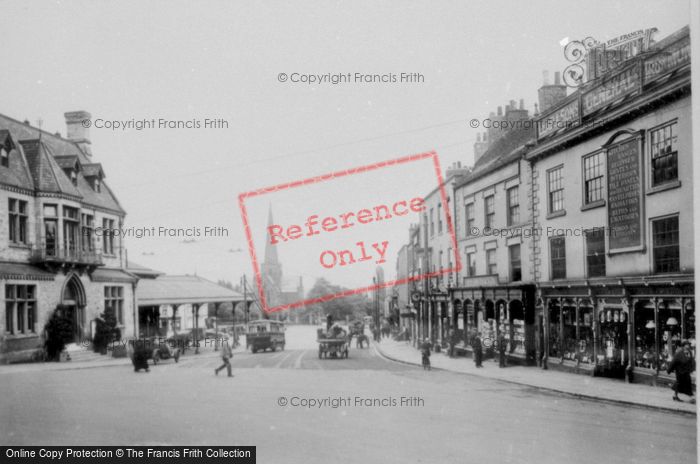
520 99 524 110
554 71 561 85
497 106 502 116
23 119 30 125
543 70 550 85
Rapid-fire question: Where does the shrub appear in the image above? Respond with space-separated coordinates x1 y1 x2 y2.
44 310 73 361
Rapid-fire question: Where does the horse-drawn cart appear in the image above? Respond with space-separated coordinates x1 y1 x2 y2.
317 327 349 359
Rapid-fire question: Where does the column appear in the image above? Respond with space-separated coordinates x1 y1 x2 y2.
558 297 564 364
653 298 660 380
575 298 581 366
591 297 598 371
626 298 635 383
542 298 549 370
193 303 200 354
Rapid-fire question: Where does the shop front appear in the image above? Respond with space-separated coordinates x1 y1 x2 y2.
537 275 694 385
450 280 536 365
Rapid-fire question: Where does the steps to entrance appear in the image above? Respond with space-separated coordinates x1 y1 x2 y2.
63 343 108 363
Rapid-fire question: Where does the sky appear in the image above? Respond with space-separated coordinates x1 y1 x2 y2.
0 0 691 294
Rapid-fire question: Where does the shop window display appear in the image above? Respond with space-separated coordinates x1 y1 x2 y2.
598 308 628 371
562 306 577 361
548 304 560 358
578 307 594 364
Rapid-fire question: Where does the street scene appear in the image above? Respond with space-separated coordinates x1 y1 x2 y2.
0 1 698 463
1 326 696 464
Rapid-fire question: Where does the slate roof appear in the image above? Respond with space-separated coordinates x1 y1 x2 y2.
456 123 535 189
136 275 245 306
0 114 125 214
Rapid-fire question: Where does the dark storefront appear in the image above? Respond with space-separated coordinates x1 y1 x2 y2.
537 275 694 385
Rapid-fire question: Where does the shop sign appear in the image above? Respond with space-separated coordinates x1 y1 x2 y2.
586 28 657 81
582 64 641 116
643 35 691 85
536 97 580 140
606 134 644 253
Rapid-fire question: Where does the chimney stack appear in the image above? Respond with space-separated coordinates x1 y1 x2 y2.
537 70 567 113
64 110 92 156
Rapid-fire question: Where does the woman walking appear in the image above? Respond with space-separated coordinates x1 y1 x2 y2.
668 340 695 403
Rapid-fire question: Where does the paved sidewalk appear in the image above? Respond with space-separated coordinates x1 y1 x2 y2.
375 338 697 415
0 342 244 375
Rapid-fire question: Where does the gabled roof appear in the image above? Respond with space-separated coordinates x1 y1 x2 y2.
0 131 33 190
136 275 245 306
20 139 82 197
0 114 125 214
54 154 82 171
83 163 105 178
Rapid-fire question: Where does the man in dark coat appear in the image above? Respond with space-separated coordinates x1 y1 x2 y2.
497 332 507 368
668 340 695 403
420 338 431 370
471 331 483 368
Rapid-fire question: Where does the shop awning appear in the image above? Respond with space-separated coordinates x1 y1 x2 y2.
0 262 55 281
136 275 246 306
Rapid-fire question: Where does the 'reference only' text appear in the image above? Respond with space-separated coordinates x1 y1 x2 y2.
267 197 425 270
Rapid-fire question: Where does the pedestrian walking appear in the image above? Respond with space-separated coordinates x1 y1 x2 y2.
448 328 456 358
215 339 233 377
471 331 483 368
667 340 695 403
420 338 431 370
497 332 507 368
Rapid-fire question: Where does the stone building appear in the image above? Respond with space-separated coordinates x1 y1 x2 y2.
0 111 135 363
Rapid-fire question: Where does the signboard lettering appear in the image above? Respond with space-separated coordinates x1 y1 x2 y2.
582 64 640 116
607 137 642 251
643 36 691 85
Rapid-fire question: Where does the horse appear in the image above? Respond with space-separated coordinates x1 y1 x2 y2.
356 334 369 349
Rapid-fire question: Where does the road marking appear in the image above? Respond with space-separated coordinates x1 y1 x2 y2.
274 352 295 369
293 351 305 369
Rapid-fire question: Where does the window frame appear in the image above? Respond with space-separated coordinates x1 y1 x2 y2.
465 202 475 237
1 147 8 167
486 248 497 275
509 244 522 282
506 186 520 226
484 195 495 230
550 236 567 280
584 228 606 278
651 214 680 274
5 284 37 335
104 286 125 325
8 198 28 245
582 151 605 208
547 165 565 216
649 120 678 188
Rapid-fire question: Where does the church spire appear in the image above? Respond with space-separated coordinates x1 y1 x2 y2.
264 204 279 265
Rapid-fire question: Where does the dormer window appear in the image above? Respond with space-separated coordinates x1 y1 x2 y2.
93 177 101 193
68 169 78 186
1 147 8 168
